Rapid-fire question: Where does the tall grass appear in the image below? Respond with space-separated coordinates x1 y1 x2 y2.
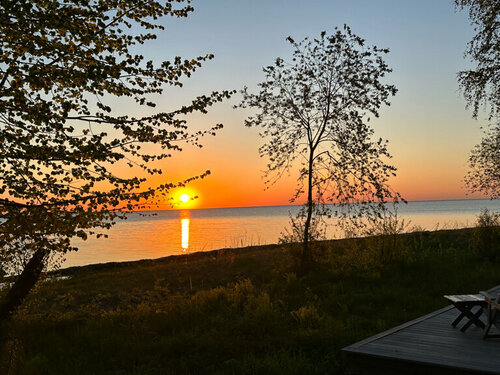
471 208 500 261
1 227 500 374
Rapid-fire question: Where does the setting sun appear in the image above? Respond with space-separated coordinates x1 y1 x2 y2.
179 193 190 203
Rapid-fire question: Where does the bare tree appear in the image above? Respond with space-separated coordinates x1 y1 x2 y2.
239 26 399 273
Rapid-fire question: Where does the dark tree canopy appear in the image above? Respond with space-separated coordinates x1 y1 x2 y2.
0 0 232 321
466 125 500 198
455 0 499 120
456 1 500 198
239 26 399 270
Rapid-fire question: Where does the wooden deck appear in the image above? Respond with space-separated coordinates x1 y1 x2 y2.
343 287 500 375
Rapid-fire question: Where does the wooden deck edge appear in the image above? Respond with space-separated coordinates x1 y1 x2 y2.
485 284 500 294
343 305 452 351
343 284 500 352
343 350 498 375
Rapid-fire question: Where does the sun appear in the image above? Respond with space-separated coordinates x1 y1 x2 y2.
179 193 190 203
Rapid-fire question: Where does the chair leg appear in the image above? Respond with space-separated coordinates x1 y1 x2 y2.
461 307 484 332
483 307 500 339
483 321 492 339
452 312 466 327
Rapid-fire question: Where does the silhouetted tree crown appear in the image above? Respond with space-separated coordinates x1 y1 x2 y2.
467 127 500 198
456 1 500 198
0 0 232 322
455 0 499 119
239 26 399 271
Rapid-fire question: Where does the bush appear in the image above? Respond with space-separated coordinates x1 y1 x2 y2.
472 208 500 261
290 305 321 329
362 206 411 264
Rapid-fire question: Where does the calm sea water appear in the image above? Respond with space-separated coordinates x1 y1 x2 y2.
64 199 500 268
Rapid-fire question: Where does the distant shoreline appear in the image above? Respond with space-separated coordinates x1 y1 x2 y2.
153 197 495 212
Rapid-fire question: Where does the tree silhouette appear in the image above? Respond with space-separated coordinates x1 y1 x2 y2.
0 0 232 323
455 0 499 120
467 126 500 198
455 1 499 198
239 26 399 273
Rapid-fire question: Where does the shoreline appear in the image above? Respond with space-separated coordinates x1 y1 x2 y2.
62 200 500 269
55 226 476 276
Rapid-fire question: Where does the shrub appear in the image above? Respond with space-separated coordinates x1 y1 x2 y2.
472 208 500 261
290 305 321 329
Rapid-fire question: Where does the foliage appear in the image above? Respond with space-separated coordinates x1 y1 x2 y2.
466 125 500 198
279 204 328 267
360 204 411 264
1 238 64 279
279 205 328 245
290 305 322 329
239 26 399 270
456 1 500 199
336 203 412 268
279 204 338 271
455 0 499 120
0 0 232 321
471 208 500 261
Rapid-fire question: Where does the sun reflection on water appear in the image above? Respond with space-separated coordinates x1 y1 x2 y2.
180 210 190 251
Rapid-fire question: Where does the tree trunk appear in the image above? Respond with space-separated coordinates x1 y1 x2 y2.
0 248 47 325
301 148 315 275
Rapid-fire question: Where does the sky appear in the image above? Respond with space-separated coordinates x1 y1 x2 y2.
114 0 489 209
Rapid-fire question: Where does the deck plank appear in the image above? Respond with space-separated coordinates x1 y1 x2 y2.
343 286 500 375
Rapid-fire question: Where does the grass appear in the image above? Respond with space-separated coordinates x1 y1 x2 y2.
2 227 500 374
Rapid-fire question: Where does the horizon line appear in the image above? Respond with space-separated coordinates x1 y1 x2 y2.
152 197 497 212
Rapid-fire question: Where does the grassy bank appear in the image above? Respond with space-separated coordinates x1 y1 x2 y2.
2 227 500 374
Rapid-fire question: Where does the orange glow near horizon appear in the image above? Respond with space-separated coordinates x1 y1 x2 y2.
129 104 487 210
90 1 492 211
169 188 199 209
142 160 489 211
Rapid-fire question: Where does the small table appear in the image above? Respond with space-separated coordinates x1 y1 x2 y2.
444 294 487 332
